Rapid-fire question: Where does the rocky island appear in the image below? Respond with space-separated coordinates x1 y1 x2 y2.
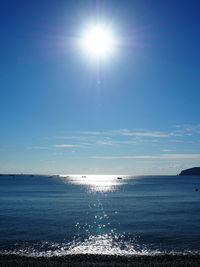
179 167 200 176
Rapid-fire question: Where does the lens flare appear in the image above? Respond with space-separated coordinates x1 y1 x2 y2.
80 24 115 59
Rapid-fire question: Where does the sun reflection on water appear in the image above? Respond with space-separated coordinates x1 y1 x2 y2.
3 233 156 257
60 175 125 192
67 233 152 256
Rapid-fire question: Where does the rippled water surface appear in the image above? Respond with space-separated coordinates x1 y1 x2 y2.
0 174 200 256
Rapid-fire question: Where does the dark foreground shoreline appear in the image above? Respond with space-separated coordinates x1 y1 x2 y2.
1 254 200 267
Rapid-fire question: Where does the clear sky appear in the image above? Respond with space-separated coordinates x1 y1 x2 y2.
1 0 200 175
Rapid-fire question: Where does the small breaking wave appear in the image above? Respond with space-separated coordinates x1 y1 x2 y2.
1 233 199 258
0 233 160 257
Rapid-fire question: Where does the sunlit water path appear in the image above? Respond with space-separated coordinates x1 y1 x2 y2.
0 174 200 256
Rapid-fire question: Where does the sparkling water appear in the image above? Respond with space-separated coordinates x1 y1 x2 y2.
0 174 200 256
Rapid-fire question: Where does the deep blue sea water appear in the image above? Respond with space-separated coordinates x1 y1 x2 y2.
0 174 200 256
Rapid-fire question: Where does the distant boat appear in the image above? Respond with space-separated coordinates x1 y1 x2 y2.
117 177 122 180
49 175 59 178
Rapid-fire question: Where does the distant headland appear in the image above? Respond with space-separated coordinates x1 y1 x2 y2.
179 167 200 176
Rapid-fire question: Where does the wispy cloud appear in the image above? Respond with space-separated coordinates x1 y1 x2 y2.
53 144 80 148
77 128 184 138
110 129 170 138
92 154 200 160
123 131 169 138
48 124 200 150
96 140 115 146
175 124 200 135
55 125 200 143
79 131 101 135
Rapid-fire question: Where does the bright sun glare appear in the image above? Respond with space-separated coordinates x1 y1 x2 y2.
80 24 115 59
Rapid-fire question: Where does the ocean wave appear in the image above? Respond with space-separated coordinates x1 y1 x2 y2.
1 234 199 257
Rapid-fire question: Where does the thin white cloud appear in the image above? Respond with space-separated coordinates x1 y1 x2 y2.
175 124 200 134
122 131 169 137
57 125 200 142
79 131 101 135
53 125 200 150
111 129 165 137
91 154 200 160
79 129 183 138
118 129 184 138
54 144 80 148
96 140 115 146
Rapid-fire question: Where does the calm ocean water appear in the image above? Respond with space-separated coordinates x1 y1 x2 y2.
0 174 200 256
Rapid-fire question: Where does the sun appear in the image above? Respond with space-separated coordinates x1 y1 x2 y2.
80 24 115 59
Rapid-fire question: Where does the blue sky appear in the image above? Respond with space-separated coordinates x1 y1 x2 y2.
1 0 200 175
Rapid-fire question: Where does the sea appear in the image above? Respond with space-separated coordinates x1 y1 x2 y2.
0 174 200 257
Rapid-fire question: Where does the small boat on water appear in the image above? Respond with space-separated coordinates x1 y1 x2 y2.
49 175 59 178
117 177 122 180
